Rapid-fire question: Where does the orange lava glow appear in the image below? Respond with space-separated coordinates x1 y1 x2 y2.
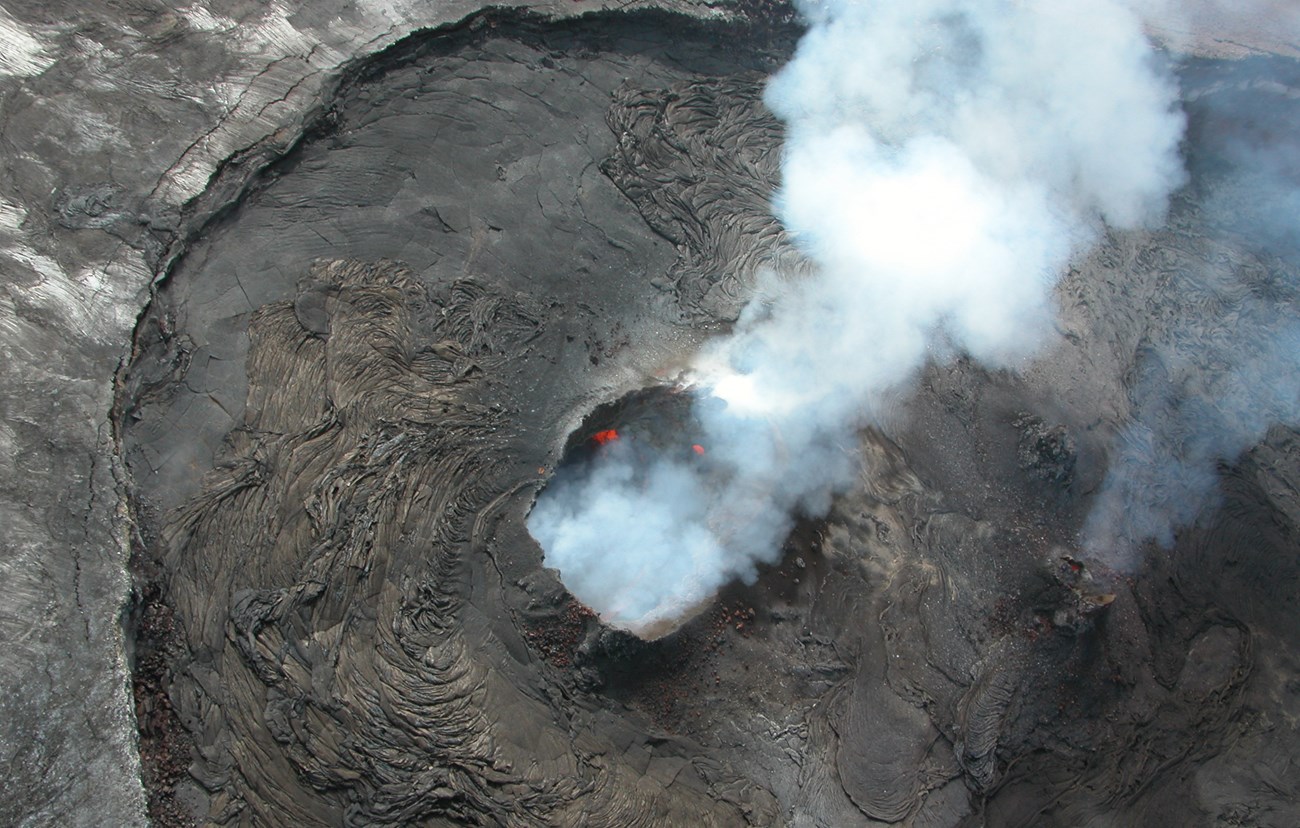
592 429 620 445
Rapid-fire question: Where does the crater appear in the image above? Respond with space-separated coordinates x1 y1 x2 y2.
529 383 824 640
118 10 802 825
110 5 1300 826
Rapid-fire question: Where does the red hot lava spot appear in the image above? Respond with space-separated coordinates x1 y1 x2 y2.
591 429 619 446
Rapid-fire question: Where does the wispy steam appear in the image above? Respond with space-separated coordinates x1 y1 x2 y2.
1083 294 1300 564
530 0 1186 634
1082 32 1300 567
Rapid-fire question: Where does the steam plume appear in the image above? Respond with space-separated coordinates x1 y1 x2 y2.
530 0 1186 634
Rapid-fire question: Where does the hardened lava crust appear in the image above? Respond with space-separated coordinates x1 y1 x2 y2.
117 9 1300 826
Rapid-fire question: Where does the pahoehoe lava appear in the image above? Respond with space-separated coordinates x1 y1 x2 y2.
116 8 1300 827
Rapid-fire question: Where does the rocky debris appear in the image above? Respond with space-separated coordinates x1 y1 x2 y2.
525 599 597 669
1014 413 1078 487
130 540 199 828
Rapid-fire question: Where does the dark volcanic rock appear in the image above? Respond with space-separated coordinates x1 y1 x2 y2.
121 13 797 825
147 258 773 823
6 1 1300 826
116 18 1300 826
0 2 733 826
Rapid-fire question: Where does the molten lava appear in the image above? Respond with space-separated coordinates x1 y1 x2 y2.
592 429 620 446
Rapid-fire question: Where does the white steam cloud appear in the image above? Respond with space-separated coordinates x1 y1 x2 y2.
530 0 1187 635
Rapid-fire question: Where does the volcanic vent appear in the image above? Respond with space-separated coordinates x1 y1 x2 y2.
529 384 755 639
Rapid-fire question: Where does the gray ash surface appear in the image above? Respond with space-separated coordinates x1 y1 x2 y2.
116 9 1300 827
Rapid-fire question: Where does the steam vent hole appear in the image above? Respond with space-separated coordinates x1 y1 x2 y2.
528 384 826 641
527 385 710 639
